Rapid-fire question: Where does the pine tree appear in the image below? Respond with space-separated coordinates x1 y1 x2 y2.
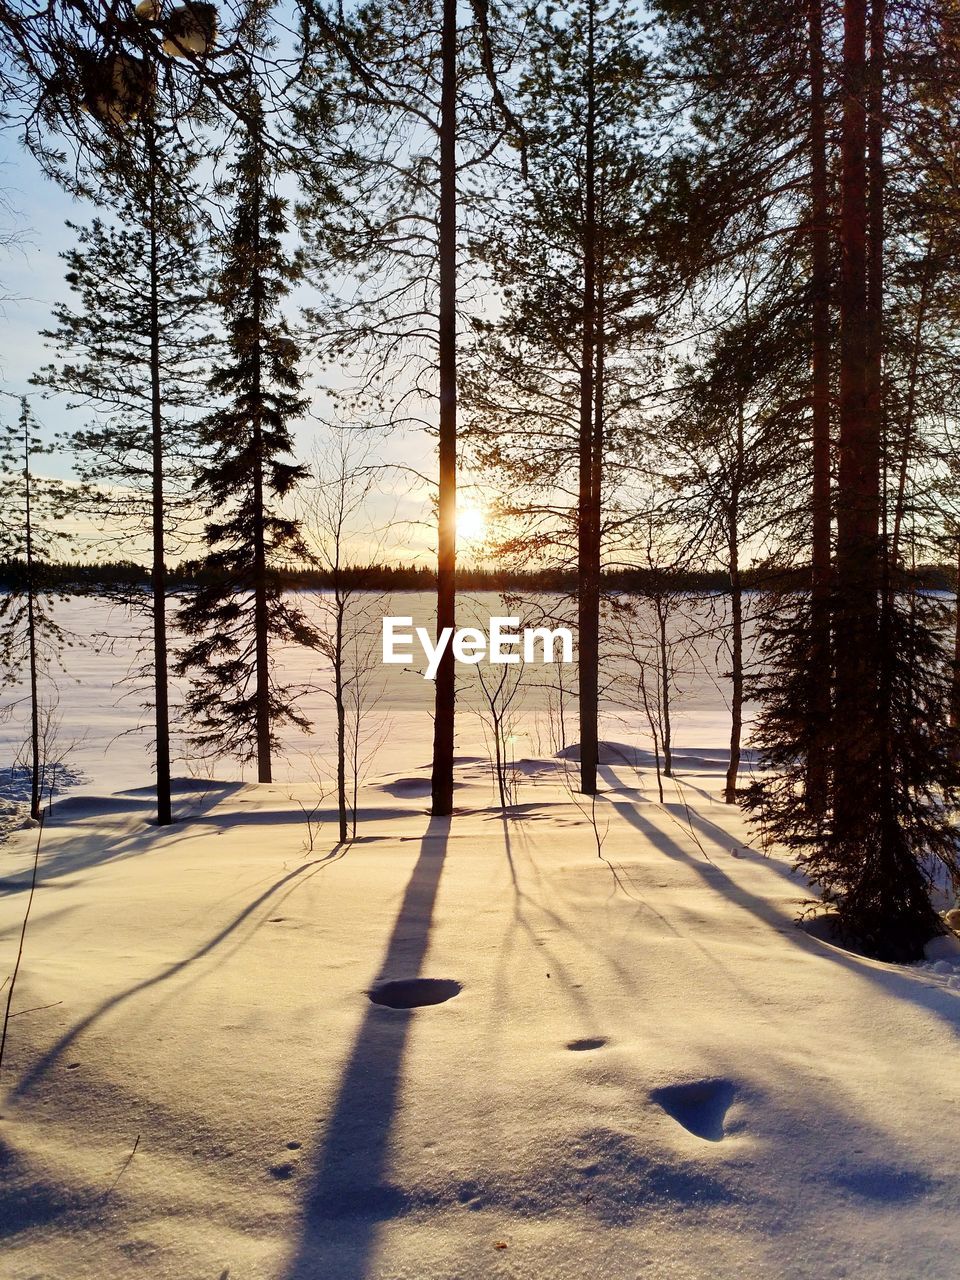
462 0 665 795
662 269 810 803
296 0 523 815
176 87 317 781
34 125 210 826
665 0 960 957
0 399 71 822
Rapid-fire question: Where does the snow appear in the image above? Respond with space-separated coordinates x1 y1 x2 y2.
2 595 960 1277
923 934 960 962
0 592 751 806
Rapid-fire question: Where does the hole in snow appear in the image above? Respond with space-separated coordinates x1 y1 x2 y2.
567 1037 607 1052
368 978 462 1009
650 1078 736 1142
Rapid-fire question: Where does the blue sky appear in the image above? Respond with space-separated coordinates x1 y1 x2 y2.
0 131 454 564
1 136 87 463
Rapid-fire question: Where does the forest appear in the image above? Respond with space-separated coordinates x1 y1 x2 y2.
1 1 960 1276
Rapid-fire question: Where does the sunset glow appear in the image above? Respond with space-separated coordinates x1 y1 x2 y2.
456 504 487 543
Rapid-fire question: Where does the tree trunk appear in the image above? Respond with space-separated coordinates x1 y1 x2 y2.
865 0 884 492
951 537 960 740
833 0 878 846
23 411 40 823
725 451 744 803
725 395 747 804
250 111 272 785
868 0 895 833
251 444 271 783
147 125 173 825
807 0 832 816
725 561 744 803
578 0 599 795
431 0 458 817
334 593 347 843
658 602 673 778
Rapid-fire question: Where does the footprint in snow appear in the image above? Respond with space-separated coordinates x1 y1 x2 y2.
650 1078 736 1142
368 977 461 1008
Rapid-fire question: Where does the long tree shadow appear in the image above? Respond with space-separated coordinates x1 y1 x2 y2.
607 791 960 1036
596 762 802 888
9 844 348 1099
283 816 451 1280
0 781 247 896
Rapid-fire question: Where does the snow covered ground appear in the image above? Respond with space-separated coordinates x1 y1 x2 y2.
0 592 745 804
2 595 960 1278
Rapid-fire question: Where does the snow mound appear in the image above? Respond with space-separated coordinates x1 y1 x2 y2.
924 934 960 962
299 1125 742 1229
379 777 467 798
0 764 85 841
557 740 647 766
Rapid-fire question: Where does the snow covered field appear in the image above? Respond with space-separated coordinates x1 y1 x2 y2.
0 592 743 803
2 594 960 1279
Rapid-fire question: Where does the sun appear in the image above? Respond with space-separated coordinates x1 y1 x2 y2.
456 504 487 543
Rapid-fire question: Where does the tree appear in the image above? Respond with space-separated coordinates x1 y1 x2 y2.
0 398 70 822
297 0 524 815
663 264 810 802
177 84 317 781
300 437 388 842
34 126 210 825
608 514 700 801
462 0 667 796
816 0 959 956
0 0 251 198
663 0 960 957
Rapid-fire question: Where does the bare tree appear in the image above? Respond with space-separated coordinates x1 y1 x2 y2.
475 654 525 811
300 435 389 842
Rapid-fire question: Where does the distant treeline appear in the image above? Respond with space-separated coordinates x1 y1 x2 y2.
2 559 957 595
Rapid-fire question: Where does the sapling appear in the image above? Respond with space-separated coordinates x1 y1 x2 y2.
0 398 72 822
299 437 389 841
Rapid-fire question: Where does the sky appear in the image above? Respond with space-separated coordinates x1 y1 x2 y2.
0 128 463 567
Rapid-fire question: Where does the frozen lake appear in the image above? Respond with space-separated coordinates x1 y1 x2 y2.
0 590 757 804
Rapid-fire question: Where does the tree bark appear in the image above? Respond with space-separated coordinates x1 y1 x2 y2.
865 0 884 484
23 409 40 823
147 124 173 825
868 0 895 829
334 588 347 842
724 414 745 804
725 561 744 805
658 602 673 778
431 0 458 816
829 0 885 855
250 104 272 785
833 0 878 845
807 0 832 816
578 0 600 795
